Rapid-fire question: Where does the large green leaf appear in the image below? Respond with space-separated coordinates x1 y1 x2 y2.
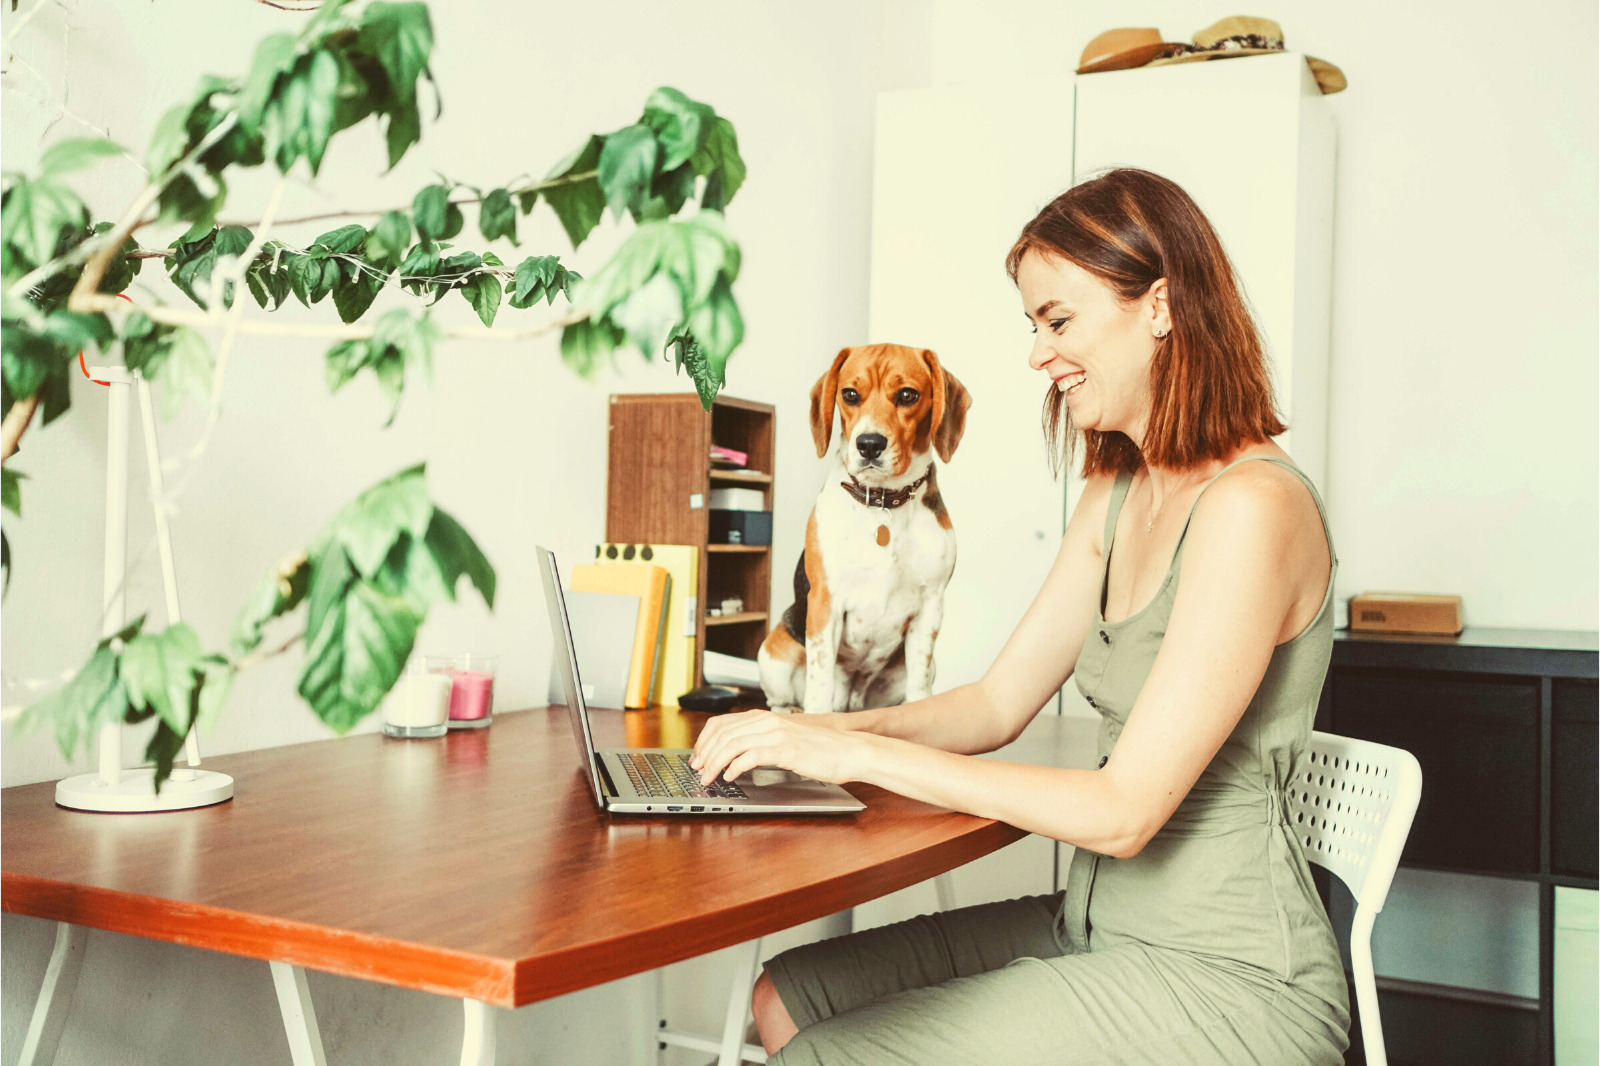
541 134 606 248
479 188 517 245
117 622 204 735
237 33 298 134
695 116 746 209
168 226 254 309
313 224 368 255
425 506 496 608
359 2 435 167
412 183 451 241
2 175 88 268
642 87 713 172
2 468 25 517
328 462 432 577
38 138 125 177
333 270 384 323
366 210 411 269
459 273 501 327
17 644 127 760
298 568 419 733
598 124 657 222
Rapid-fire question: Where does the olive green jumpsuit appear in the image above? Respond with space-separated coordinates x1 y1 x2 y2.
766 457 1351 1065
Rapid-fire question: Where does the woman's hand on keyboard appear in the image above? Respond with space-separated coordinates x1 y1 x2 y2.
689 709 864 787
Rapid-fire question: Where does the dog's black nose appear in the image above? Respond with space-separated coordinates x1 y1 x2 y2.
855 433 888 461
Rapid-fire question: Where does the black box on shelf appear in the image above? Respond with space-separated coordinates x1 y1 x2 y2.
709 510 772 546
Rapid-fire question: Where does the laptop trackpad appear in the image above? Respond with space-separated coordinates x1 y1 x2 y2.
751 768 802 787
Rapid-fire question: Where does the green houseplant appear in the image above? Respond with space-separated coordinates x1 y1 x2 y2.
1 0 748 787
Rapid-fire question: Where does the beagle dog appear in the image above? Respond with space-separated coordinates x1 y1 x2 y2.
758 344 971 714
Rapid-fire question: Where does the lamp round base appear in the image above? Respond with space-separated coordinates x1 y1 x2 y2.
55 768 235 812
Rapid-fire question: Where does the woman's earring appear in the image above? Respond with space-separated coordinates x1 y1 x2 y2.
1153 328 1168 338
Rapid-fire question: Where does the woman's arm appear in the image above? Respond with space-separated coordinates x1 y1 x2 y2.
692 464 1326 858
799 473 1118 755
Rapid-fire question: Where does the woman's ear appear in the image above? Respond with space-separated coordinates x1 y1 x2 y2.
1149 277 1171 338
810 348 853 458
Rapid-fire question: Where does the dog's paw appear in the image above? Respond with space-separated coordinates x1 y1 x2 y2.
767 704 799 715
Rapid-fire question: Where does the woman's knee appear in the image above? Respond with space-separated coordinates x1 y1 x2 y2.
752 970 800 1054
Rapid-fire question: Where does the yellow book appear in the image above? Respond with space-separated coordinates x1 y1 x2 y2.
569 563 669 709
594 543 699 707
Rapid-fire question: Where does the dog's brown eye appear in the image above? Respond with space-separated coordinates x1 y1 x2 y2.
895 388 920 406
841 388 861 406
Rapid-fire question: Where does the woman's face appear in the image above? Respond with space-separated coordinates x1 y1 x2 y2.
1017 250 1169 441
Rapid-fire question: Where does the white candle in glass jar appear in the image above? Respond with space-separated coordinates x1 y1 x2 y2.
384 672 452 727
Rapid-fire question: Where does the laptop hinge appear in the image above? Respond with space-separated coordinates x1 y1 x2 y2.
594 753 619 798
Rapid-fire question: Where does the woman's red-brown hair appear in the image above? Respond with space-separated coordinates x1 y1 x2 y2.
1006 168 1285 478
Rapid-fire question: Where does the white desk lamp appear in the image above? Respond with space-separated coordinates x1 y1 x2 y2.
53 365 233 812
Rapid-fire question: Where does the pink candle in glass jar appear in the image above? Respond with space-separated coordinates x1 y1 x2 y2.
447 653 496 729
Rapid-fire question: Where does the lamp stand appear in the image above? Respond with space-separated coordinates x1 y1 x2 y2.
54 367 232 813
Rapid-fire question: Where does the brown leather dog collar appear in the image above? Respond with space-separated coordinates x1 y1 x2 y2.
841 470 930 510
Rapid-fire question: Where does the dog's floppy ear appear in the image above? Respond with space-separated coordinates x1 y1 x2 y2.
810 348 853 458
921 349 972 463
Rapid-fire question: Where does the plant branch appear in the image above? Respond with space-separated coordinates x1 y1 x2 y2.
219 169 599 229
232 629 305 673
74 293 589 341
1 394 40 465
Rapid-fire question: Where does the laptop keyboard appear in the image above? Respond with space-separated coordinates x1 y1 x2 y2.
621 752 749 800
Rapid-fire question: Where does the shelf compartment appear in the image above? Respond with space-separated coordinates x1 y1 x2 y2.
705 612 768 627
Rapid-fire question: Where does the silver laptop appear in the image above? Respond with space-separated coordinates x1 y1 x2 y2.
538 547 864 815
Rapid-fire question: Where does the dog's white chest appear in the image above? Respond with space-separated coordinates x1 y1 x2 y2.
813 484 954 652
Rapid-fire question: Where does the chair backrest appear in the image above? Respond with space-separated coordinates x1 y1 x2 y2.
1287 731 1423 912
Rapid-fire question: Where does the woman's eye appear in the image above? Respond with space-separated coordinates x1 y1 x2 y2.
841 388 861 406
895 388 920 406
1049 319 1068 333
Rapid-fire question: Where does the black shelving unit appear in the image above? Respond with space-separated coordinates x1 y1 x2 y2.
1317 627 1598 1066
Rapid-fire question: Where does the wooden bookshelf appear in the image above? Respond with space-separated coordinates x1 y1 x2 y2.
605 394 775 688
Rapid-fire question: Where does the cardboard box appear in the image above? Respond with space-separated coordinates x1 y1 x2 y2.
1349 592 1464 635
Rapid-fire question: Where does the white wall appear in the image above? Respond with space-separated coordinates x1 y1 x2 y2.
929 0 1600 632
1 2 925 1062
3 0 1596 1058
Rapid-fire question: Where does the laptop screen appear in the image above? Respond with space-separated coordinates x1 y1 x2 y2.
536 546 606 806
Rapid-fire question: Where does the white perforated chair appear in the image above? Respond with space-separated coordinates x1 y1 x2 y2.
1287 731 1423 1066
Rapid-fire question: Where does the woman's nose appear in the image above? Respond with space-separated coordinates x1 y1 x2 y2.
1027 332 1053 371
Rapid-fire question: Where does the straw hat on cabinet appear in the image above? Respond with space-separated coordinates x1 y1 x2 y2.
1145 15 1347 94
1076 27 1187 74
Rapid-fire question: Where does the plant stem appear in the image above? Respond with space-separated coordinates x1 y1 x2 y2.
0 395 40 465
232 629 306 672
219 169 599 229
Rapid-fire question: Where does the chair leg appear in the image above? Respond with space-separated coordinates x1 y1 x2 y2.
933 872 956 912
460 999 496 1066
19 922 86 1066
270 961 328 1066
1349 906 1387 1066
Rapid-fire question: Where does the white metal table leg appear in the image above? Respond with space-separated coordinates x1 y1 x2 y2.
270 961 327 1066
719 937 765 1066
19 922 86 1066
933 871 956 912
460 999 496 1066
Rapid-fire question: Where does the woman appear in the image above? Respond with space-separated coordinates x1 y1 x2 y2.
690 168 1350 1065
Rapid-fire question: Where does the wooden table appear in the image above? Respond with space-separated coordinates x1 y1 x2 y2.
2 705 1094 1064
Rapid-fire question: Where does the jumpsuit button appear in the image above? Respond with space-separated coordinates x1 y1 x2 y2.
1100 630 1111 644
1097 756 1108 769
1085 696 1096 709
